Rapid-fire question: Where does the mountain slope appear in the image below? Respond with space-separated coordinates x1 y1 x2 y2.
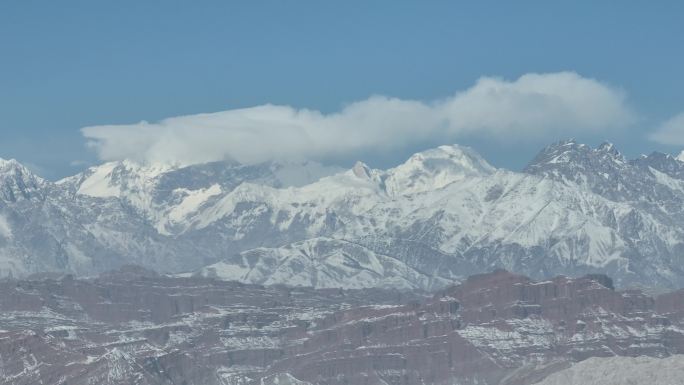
535 355 684 385
1 142 684 289
189 237 454 290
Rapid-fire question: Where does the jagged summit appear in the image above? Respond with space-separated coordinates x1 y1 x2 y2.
3 140 684 290
597 141 621 156
397 144 496 174
0 157 46 202
524 139 684 206
0 157 40 177
351 161 372 179
632 151 684 179
61 160 176 199
525 139 626 173
344 144 496 196
0 157 21 168
382 144 495 196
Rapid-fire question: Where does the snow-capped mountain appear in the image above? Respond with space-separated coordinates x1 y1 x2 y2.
56 159 342 234
2 141 684 289
0 158 47 202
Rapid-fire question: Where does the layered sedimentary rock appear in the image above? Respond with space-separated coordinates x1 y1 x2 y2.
1 268 683 384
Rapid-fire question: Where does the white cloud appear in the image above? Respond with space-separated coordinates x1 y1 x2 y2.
82 72 634 166
649 113 684 146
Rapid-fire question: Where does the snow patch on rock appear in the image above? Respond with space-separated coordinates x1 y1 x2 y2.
536 355 684 385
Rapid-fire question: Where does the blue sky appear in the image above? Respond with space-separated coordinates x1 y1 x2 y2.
2 1 684 179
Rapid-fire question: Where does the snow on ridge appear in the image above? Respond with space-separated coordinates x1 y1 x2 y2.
0 157 21 168
167 184 223 223
75 160 175 199
3 141 684 289
75 162 120 198
383 144 496 197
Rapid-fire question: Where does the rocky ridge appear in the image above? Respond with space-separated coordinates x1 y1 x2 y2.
2 141 684 289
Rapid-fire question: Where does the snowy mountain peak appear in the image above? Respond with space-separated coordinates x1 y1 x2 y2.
533 138 625 161
0 157 20 168
677 150 684 162
526 139 684 206
525 139 628 174
68 160 175 200
597 141 620 156
383 144 495 196
0 157 39 177
405 144 495 172
631 151 684 181
0 158 46 202
351 161 372 179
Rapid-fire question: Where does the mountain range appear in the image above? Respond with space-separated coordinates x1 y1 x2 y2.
2 139 684 290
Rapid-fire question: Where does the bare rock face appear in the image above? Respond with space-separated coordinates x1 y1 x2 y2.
1 269 683 385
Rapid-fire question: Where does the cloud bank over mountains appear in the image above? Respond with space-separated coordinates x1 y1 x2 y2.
649 113 684 146
82 72 635 166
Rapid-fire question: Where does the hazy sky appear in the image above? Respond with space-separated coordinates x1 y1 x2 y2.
2 1 684 179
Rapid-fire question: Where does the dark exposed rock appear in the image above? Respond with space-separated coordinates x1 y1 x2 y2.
583 274 614 290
